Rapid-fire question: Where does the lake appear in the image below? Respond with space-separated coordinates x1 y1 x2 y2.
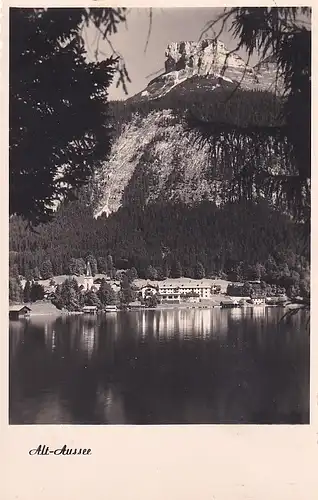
9 307 310 424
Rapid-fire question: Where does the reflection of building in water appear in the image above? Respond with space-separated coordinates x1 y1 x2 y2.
152 313 157 337
135 311 147 339
177 310 190 338
250 306 266 319
210 309 230 337
154 310 183 340
121 308 252 342
199 309 214 338
229 308 244 321
43 321 55 351
9 320 26 359
25 318 56 351
157 310 169 340
51 329 56 351
152 311 163 339
105 313 119 337
81 319 98 358
141 311 147 338
153 309 231 340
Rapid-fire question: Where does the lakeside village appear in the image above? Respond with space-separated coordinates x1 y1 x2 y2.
9 260 309 319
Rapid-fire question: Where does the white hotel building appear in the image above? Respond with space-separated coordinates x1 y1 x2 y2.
140 278 215 303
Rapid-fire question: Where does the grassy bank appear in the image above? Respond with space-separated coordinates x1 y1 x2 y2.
23 300 62 316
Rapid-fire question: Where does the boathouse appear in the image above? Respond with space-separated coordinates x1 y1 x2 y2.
104 305 118 312
9 305 31 320
220 298 239 308
83 305 98 314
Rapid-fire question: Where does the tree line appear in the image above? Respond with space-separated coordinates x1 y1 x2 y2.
9 272 162 310
110 88 283 139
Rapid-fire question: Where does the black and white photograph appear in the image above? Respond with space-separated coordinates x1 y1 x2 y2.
9 6 311 425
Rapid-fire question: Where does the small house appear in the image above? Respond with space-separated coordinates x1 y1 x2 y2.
83 305 98 314
250 292 266 305
9 305 31 320
140 284 158 299
250 297 266 305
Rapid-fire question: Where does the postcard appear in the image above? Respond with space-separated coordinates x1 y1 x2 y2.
2 2 317 499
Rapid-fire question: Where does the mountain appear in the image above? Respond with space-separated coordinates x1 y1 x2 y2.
9 39 309 289
93 39 283 218
130 39 282 102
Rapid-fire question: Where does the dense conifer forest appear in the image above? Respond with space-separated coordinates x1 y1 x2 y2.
109 87 283 138
9 198 309 285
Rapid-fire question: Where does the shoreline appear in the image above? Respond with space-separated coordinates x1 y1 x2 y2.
9 300 307 319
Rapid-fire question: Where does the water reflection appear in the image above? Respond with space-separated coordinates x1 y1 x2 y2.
9 308 309 425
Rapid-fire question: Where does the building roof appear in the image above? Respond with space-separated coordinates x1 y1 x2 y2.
161 279 214 287
157 280 214 289
9 305 31 312
134 278 217 289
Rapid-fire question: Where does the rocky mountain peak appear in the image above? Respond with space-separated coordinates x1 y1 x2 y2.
133 39 281 102
164 39 250 76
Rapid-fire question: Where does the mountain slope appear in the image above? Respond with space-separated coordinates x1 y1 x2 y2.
93 39 284 218
93 110 223 217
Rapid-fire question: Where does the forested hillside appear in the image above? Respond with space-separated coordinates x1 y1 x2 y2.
9 198 309 283
109 87 283 137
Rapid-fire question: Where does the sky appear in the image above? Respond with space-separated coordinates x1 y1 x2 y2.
84 8 259 101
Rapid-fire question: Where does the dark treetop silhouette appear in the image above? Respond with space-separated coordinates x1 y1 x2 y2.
188 7 311 223
10 8 129 224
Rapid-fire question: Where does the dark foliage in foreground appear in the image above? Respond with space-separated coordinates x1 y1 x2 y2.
190 7 311 221
10 8 127 224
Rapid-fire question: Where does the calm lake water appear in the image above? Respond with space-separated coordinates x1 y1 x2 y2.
9 307 309 425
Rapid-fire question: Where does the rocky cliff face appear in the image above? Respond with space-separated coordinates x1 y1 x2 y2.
164 39 250 76
134 39 281 101
93 40 282 218
93 110 225 218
